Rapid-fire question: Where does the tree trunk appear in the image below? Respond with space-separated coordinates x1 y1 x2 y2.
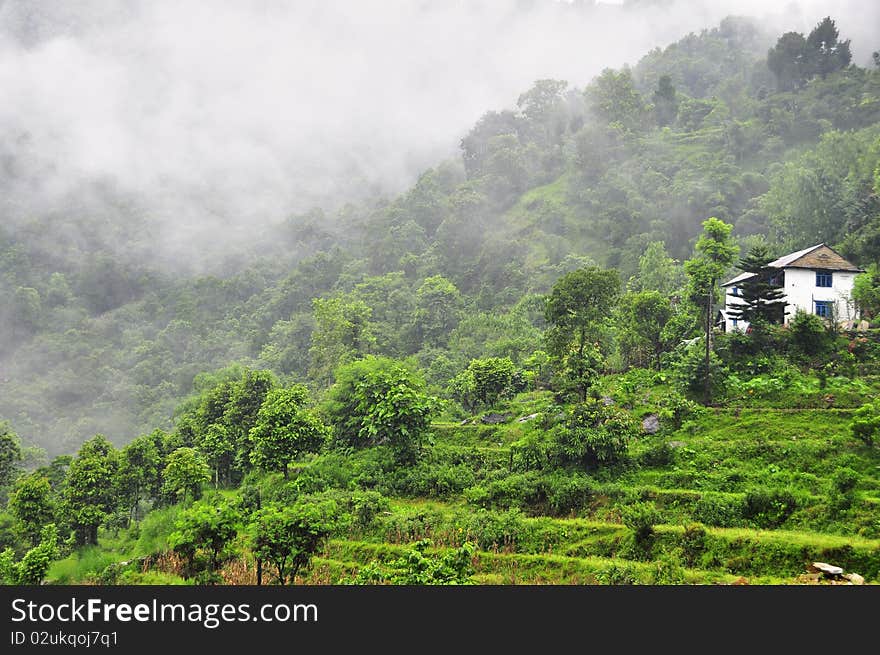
704 280 713 406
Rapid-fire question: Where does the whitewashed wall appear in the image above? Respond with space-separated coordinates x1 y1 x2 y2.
722 267 858 333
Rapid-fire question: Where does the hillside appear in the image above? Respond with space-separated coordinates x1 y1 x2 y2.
1 13 880 587
1 15 879 458
41 376 880 586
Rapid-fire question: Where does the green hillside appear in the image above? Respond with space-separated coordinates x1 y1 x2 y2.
2 14 880 586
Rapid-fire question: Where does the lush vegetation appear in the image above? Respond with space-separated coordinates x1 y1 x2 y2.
2 15 880 585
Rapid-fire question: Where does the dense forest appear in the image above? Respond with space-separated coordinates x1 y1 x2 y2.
2 13 880 585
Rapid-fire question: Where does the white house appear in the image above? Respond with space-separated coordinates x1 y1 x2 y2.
719 243 863 333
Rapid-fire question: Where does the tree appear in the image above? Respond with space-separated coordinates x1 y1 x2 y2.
117 434 160 524
460 109 520 179
8 474 54 547
726 244 787 329
553 399 638 468
169 499 240 582
767 18 852 91
45 272 73 308
585 68 648 136
162 447 211 503
804 16 851 78
683 218 738 405
618 291 672 369
853 264 880 319
324 356 436 464
184 368 278 484
248 386 328 479
0 524 59 585
62 435 118 546
7 473 55 546
412 275 463 348
767 31 808 91
545 266 620 357
198 424 234 488
248 500 336 585
788 309 833 359
11 287 41 339
0 422 22 489
449 357 518 412
516 78 569 147
545 266 620 400
308 295 376 387
633 241 683 296
652 75 678 127
851 401 880 446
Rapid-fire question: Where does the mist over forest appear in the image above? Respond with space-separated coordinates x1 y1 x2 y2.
4 0 880 591
1 0 880 459
1 0 878 265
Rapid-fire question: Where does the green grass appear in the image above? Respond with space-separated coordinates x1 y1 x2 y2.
47 544 125 584
42 371 880 585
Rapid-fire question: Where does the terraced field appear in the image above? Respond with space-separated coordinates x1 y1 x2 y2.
46 384 880 585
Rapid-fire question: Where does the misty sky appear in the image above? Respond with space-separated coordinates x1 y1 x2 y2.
1 0 878 246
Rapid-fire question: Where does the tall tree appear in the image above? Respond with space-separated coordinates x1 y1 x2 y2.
412 275 463 348
545 266 621 358
585 68 648 136
804 16 851 78
652 75 679 127
684 218 739 404
248 500 336 585
162 447 211 503
516 78 569 147
248 386 328 479
767 31 809 91
853 263 880 319
117 434 160 524
633 241 683 296
618 290 672 369
62 435 118 546
726 244 787 329
0 422 22 489
544 266 620 400
8 474 54 547
323 356 436 464
169 499 240 583
308 295 375 387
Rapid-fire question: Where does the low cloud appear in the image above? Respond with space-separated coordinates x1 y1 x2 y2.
0 0 877 258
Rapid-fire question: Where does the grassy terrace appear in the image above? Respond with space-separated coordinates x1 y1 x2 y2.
44 382 880 585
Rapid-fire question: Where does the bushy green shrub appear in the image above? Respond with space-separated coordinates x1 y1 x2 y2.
350 491 389 532
671 342 729 403
831 467 860 494
621 502 661 541
638 441 675 467
679 522 708 567
386 462 477 499
851 401 880 446
465 509 527 551
553 399 638 468
742 487 798 528
544 472 596 516
463 471 545 510
656 392 703 429
788 309 834 359
692 493 744 527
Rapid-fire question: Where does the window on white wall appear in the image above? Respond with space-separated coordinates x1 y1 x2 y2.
816 271 832 287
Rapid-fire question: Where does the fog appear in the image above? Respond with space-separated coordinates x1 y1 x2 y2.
1 0 878 259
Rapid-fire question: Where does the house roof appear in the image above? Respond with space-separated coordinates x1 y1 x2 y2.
721 243 863 287
722 271 756 287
